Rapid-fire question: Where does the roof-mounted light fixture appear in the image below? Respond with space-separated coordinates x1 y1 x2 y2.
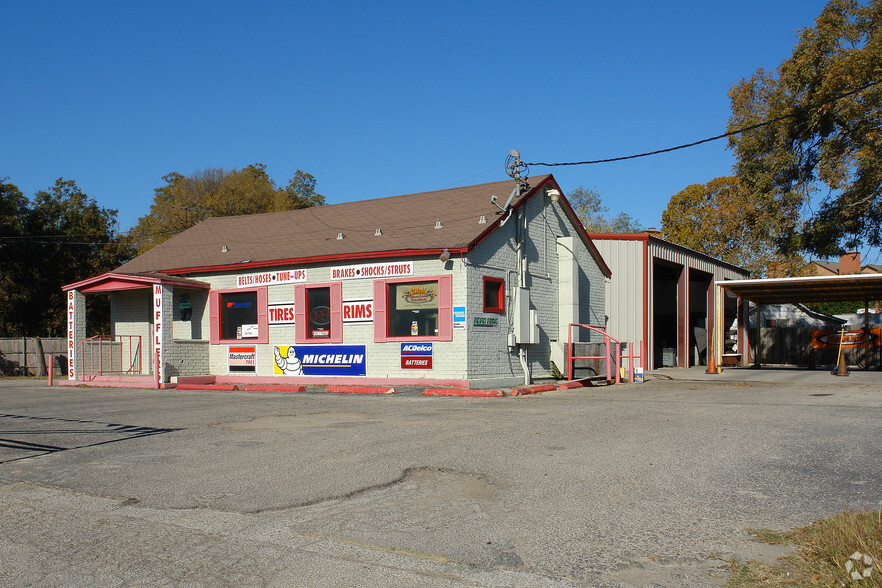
547 189 561 202
439 248 450 262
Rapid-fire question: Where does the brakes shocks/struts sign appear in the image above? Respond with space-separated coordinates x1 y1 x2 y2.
401 342 433 369
273 345 366 376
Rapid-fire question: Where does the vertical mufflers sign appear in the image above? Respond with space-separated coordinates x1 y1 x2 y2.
153 285 163 381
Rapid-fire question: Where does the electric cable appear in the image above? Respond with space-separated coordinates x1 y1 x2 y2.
526 79 882 168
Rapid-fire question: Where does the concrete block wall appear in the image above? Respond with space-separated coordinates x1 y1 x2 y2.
463 210 521 384
171 288 208 340
164 339 210 378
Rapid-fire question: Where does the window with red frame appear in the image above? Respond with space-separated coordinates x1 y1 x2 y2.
372 275 453 342
209 287 268 344
482 276 505 313
294 283 343 344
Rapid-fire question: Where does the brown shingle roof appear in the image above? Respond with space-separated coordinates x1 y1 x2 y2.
117 175 557 275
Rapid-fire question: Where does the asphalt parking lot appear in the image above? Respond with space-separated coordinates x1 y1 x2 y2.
1 371 880 587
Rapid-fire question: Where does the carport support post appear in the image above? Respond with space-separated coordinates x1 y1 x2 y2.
737 296 748 366
863 299 868 370
713 283 723 368
753 302 762 368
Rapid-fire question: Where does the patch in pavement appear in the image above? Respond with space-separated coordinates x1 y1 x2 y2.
218 412 378 431
285 467 524 569
0 414 180 464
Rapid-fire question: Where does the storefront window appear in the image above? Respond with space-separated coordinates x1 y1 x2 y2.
306 286 331 339
209 287 268 344
387 281 439 337
373 275 452 343
220 291 258 340
294 282 343 344
482 276 505 313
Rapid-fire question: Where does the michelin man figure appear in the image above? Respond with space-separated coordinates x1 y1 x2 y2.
274 346 304 376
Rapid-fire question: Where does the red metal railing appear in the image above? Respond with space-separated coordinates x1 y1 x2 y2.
567 323 644 384
79 335 142 380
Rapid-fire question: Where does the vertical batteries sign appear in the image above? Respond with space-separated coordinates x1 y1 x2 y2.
153 285 163 381
401 343 433 369
67 290 77 380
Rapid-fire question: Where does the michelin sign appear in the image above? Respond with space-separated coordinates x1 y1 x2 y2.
274 345 366 376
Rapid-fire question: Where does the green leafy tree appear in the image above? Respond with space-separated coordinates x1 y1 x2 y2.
0 178 132 337
662 177 804 277
727 0 882 256
129 164 325 255
567 185 642 233
0 179 31 336
279 170 326 210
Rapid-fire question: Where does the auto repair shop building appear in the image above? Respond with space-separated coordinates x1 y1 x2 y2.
62 175 610 389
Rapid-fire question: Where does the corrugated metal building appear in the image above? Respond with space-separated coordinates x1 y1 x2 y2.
590 232 749 370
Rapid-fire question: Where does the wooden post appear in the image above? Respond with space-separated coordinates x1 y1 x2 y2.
864 299 871 371
753 302 762 369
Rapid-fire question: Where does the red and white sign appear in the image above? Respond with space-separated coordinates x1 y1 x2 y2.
401 356 433 369
237 269 307 288
331 262 413 281
343 298 373 324
268 302 296 325
229 346 257 373
153 285 163 381
401 342 433 369
67 290 76 380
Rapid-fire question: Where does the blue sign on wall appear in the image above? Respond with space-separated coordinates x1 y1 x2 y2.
273 345 366 376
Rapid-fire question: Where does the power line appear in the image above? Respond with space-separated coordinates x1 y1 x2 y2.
526 79 882 168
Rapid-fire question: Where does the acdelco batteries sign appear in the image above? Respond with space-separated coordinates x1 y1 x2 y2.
401 342 432 369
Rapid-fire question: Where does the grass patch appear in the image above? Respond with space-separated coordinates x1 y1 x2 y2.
729 510 882 587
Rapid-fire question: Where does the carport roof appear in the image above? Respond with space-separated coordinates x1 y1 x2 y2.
720 273 882 304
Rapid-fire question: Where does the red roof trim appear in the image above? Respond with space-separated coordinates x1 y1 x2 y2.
157 248 468 277
63 272 211 292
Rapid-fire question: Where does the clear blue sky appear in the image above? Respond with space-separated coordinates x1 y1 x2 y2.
3 1 831 242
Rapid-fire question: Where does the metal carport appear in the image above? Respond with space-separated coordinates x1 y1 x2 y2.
714 273 882 369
